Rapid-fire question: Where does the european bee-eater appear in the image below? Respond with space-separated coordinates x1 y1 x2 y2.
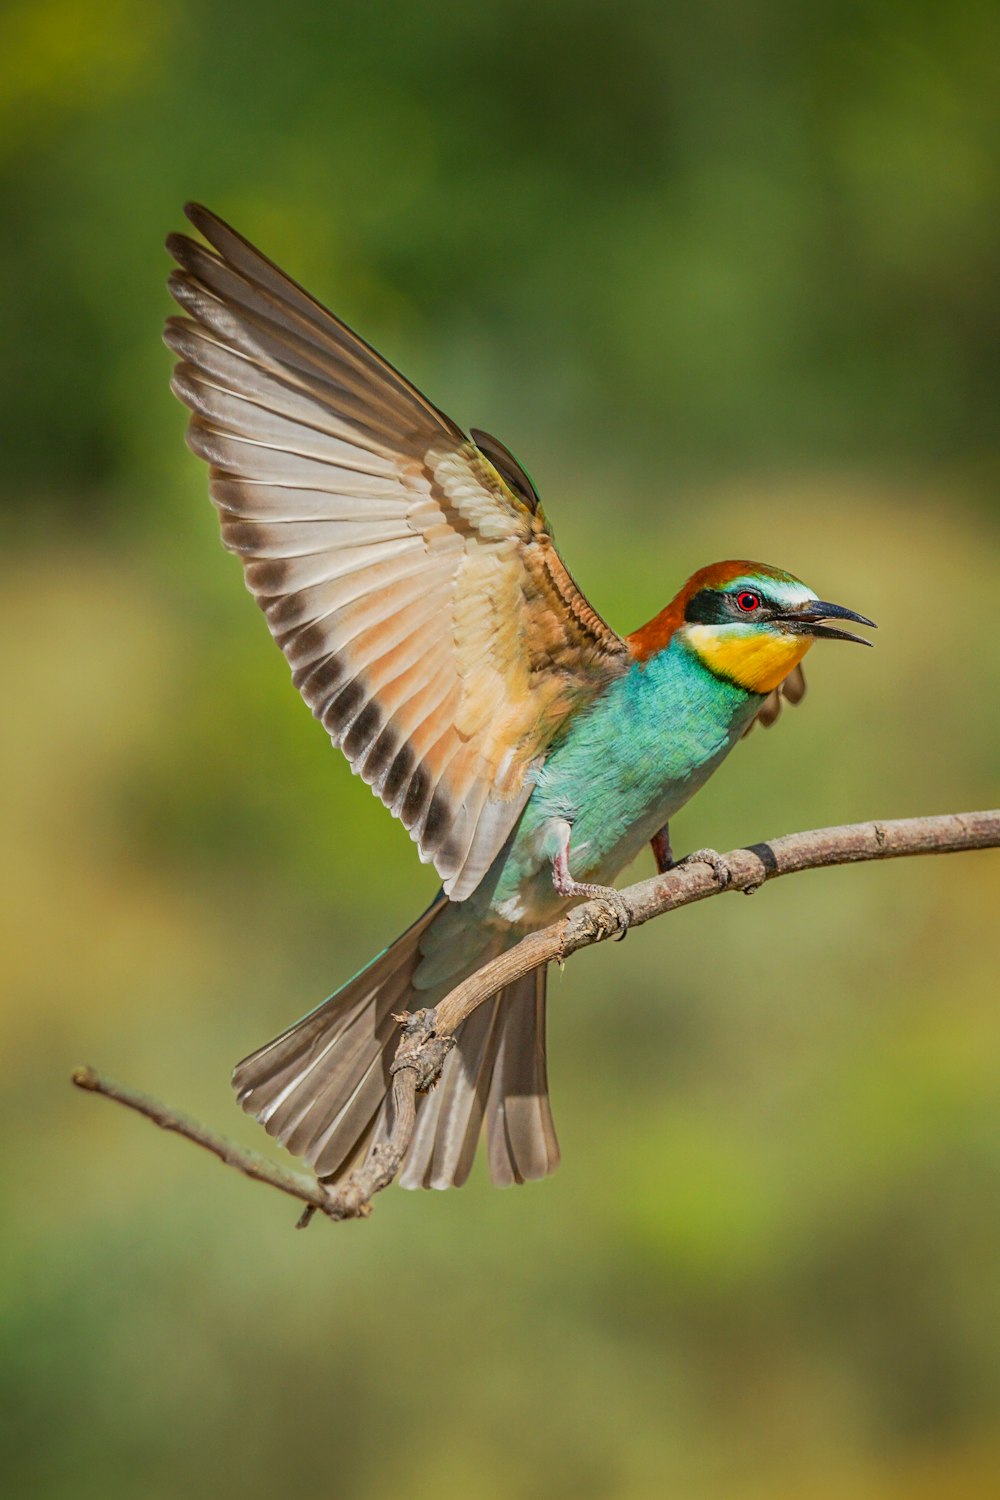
165 205 875 1191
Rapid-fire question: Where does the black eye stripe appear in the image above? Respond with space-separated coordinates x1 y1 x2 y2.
684 587 771 624
684 588 727 624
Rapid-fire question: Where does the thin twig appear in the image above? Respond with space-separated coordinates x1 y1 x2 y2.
72 1010 457 1224
73 809 1000 1225
71 1066 335 1217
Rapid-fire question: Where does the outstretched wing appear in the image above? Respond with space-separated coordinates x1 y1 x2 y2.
165 204 629 901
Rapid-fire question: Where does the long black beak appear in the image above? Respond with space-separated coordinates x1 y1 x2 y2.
780 600 877 646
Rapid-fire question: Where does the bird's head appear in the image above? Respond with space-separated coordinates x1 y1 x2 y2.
628 560 876 694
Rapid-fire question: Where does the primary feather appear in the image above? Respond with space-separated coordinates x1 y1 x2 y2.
165 204 630 900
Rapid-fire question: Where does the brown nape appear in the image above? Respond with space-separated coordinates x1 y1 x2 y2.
626 559 786 661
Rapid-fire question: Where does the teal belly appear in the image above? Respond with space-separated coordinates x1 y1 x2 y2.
482 641 760 926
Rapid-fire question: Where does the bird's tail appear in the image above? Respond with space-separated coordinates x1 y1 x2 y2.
232 901 560 1189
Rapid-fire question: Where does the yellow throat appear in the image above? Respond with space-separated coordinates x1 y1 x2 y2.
684 624 813 695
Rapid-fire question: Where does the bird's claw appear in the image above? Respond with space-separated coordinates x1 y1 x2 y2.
570 885 631 941
552 842 631 938
554 867 631 939
676 848 735 890
596 888 632 941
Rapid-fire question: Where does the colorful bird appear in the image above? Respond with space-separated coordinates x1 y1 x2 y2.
165 205 875 1191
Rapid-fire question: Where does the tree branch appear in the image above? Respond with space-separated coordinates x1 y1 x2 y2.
73 810 999 1226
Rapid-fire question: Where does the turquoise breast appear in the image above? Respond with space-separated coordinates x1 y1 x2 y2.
484 636 762 922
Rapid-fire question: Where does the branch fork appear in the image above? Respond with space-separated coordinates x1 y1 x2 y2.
73 810 999 1225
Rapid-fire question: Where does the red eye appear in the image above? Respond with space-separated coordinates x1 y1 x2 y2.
736 591 761 612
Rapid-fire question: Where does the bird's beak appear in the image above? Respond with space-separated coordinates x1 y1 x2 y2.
779 600 877 646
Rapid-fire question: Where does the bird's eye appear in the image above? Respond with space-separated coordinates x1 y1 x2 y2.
735 591 761 612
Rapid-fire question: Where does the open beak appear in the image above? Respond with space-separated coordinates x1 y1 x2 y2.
779 600 877 646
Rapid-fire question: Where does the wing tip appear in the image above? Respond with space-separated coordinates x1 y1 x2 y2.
184 200 212 231
165 203 210 258
165 231 202 273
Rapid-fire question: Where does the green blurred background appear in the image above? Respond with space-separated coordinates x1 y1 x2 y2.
3 2 999 1496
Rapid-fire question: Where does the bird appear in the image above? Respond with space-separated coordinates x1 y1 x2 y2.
164 203 875 1192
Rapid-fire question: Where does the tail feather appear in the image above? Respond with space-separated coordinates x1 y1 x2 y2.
233 901 442 1179
399 993 506 1190
305 1013 402 1177
264 999 389 1151
281 1007 395 1163
237 959 395 1131
398 969 560 1190
232 900 560 1190
486 967 560 1186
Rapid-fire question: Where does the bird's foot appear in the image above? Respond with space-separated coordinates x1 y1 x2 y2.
578 883 632 941
674 847 737 890
552 854 631 940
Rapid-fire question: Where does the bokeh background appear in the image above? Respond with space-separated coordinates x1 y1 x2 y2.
3 2 999 1496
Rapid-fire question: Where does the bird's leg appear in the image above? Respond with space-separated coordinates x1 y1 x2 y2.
652 823 738 891
650 825 674 874
551 825 630 940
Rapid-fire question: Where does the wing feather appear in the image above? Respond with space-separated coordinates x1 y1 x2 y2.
166 204 629 898
742 662 808 737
